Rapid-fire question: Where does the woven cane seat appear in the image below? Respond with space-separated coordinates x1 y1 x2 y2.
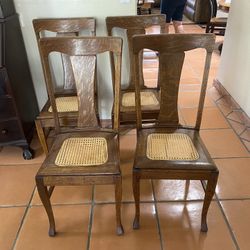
146 133 199 161
48 96 78 112
122 91 159 107
55 137 108 166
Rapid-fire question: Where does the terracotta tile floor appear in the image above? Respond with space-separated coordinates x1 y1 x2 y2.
1 24 250 250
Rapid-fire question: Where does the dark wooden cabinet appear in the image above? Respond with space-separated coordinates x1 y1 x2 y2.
0 0 39 159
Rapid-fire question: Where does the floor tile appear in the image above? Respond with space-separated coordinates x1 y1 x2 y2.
32 186 93 205
200 129 250 158
215 158 250 199
241 128 250 141
0 207 25 250
157 201 236 250
228 120 246 135
181 107 229 129
221 200 250 250
242 140 250 151
90 203 161 250
178 91 215 108
0 164 39 206
0 135 45 165
153 180 205 201
15 205 90 250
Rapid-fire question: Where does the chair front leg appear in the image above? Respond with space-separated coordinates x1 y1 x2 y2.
115 176 124 235
201 171 219 232
133 171 141 229
36 177 56 236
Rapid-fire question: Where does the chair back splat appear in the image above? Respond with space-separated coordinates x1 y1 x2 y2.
39 37 121 134
132 34 215 130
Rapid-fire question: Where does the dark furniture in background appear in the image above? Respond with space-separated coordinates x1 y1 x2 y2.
0 0 38 159
206 0 227 35
184 0 211 23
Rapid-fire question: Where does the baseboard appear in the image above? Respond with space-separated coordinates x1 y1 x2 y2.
213 79 250 151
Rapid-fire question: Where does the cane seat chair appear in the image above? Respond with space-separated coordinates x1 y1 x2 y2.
33 18 96 154
35 36 124 236
106 15 166 124
132 33 219 232
206 0 227 35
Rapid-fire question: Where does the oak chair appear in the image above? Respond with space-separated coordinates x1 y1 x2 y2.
106 14 166 124
206 0 227 35
33 18 96 155
137 0 153 15
36 36 124 236
132 33 219 232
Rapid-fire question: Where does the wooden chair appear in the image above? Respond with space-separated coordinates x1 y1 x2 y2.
132 33 219 232
33 18 96 155
35 36 124 236
137 0 153 15
106 14 166 124
206 0 227 35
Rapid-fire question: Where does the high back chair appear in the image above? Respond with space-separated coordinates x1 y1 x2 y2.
106 14 165 124
35 36 124 236
206 0 227 35
33 18 96 154
137 0 153 15
132 33 219 232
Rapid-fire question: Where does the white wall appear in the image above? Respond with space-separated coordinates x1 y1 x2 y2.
217 0 250 117
14 0 136 118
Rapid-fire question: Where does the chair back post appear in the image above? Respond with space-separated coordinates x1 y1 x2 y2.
195 49 214 130
113 49 122 132
39 37 122 134
132 33 216 131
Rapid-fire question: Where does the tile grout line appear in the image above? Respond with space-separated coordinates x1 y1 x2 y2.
86 185 95 250
201 180 240 249
11 185 37 250
151 180 164 250
214 192 240 250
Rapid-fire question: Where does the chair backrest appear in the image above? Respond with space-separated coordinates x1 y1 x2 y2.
39 36 122 134
132 33 215 130
33 18 96 90
106 14 165 90
209 0 218 18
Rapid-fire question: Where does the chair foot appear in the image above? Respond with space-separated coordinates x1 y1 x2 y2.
133 217 140 230
49 227 56 237
116 225 124 236
201 222 208 232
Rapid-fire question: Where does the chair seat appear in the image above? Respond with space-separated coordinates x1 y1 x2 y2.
122 90 159 107
48 96 78 112
37 131 120 178
210 17 227 26
55 137 108 166
146 133 199 161
134 128 217 171
121 89 160 112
